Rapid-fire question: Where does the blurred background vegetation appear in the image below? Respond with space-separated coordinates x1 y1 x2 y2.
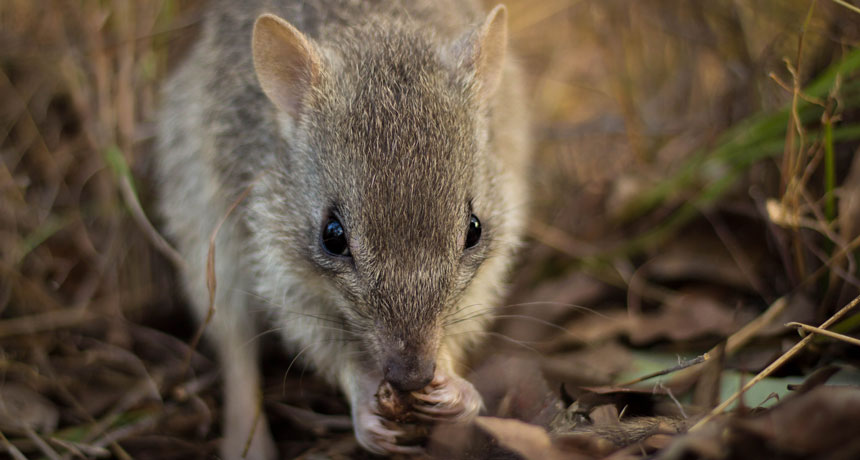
1 0 859 458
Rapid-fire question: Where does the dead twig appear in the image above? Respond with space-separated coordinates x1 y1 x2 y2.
617 355 708 387
0 430 29 460
82 376 162 445
172 371 219 401
23 428 60 460
832 0 860 15
768 72 826 106
48 437 111 458
0 307 92 338
690 293 860 431
786 322 860 347
92 415 157 451
667 297 788 387
243 390 266 459
182 180 257 376
117 173 187 271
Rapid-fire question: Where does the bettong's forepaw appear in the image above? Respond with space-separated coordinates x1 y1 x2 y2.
411 373 483 423
355 372 482 455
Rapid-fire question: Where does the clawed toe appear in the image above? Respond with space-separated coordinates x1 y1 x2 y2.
408 373 482 424
414 404 463 416
369 423 404 441
411 391 448 404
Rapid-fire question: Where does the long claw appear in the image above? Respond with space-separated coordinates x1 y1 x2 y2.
369 424 404 440
411 392 446 403
414 405 463 416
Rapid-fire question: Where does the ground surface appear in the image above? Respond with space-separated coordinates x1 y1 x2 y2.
2 0 860 459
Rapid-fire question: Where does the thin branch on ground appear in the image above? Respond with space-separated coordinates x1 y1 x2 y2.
690 293 860 431
786 322 860 347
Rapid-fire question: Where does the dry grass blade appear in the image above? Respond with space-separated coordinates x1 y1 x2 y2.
667 297 789 387
786 322 860 347
23 428 60 460
117 171 186 272
80 376 161 446
0 430 28 460
2 0 858 458
832 0 860 14
183 180 256 375
91 415 158 452
616 355 708 387
801 233 860 288
690 293 860 431
0 307 92 338
243 392 266 459
48 438 111 458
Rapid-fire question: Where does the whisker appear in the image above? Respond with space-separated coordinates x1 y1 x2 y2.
498 301 612 319
445 330 544 355
241 289 344 324
440 354 477 377
283 343 314 396
444 300 617 331
244 325 288 348
444 309 493 326
459 301 612 318
242 323 361 350
442 302 485 321
493 314 583 338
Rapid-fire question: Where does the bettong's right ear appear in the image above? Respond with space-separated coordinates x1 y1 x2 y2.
252 14 322 120
444 5 509 103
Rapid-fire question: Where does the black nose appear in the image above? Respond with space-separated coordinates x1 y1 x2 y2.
383 357 435 392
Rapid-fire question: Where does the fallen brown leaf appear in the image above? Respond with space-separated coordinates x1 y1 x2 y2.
628 291 749 345
476 416 585 460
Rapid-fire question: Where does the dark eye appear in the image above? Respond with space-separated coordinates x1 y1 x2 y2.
465 214 481 249
321 216 351 256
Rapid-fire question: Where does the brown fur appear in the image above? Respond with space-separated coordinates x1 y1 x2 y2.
154 0 530 457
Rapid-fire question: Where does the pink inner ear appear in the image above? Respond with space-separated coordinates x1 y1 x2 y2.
252 14 321 119
474 5 508 98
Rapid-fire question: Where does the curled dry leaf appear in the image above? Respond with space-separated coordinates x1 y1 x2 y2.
374 380 430 445
375 381 418 423
476 416 578 460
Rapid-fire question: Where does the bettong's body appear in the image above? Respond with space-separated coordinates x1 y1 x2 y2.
154 0 529 456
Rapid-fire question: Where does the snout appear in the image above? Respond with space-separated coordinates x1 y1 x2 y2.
383 355 435 392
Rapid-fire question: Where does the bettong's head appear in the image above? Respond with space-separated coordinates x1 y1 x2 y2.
250 5 513 391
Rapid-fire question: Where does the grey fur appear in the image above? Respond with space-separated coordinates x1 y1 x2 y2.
154 0 530 457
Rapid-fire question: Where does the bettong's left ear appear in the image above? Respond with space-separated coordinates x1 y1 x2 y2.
447 5 509 100
252 13 323 121
473 5 508 99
